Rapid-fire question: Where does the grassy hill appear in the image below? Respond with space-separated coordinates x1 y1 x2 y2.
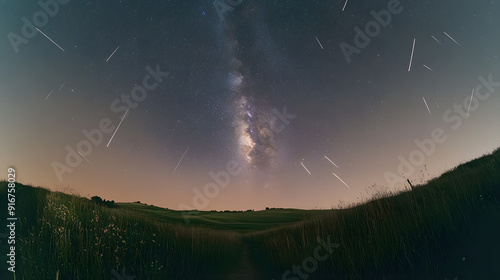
248 147 500 279
0 147 499 279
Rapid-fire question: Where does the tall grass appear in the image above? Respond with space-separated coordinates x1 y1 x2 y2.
248 149 500 279
0 183 243 280
1 149 498 279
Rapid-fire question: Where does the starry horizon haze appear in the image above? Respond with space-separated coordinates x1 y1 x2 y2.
1 0 499 211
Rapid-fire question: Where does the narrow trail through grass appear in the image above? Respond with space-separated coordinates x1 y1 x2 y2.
206 242 266 280
0 148 498 279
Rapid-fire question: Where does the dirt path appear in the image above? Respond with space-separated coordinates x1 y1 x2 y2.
206 242 272 280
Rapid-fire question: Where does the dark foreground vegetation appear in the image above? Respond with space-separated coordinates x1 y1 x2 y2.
249 147 500 279
0 147 499 279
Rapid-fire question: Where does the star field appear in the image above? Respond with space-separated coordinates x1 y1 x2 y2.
1 0 499 210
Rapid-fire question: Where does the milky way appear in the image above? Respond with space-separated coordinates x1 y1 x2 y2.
218 8 278 175
2 0 500 211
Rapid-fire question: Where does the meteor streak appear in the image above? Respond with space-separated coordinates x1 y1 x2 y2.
422 97 432 116
315 36 324 50
107 107 130 147
431 35 442 45
408 38 415 71
45 90 53 100
324 155 339 168
172 146 190 175
342 0 349 11
467 88 474 116
106 46 120 62
78 149 93 165
423 64 433 72
300 162 312 175
332 172 350 189
443 31 461 47
36 28 65 52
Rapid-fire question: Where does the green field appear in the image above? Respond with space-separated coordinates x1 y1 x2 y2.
117 203 335 233
1 147 499 279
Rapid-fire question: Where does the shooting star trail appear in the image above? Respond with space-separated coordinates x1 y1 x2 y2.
431 35 442 45
59 81 65 90
332 172 350 189
342 0 349 11
35 28 65 52
44 90 53 100
106 107 130 147
315 36 324 50
172 146 190 175
423 64 433 72
408 38 415 72
435 101 440 109
300 162 312 175
422 97 432 116
443 31 461 47
324 155 339 168
106 46 120 62
467 88 475 116
77 149 93 165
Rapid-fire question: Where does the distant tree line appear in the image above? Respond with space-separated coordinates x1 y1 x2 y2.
91 196 115 208
209 209 255 212
133 201 159 207
265 207 284 210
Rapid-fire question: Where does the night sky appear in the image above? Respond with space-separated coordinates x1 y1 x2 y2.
1 0 499 211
